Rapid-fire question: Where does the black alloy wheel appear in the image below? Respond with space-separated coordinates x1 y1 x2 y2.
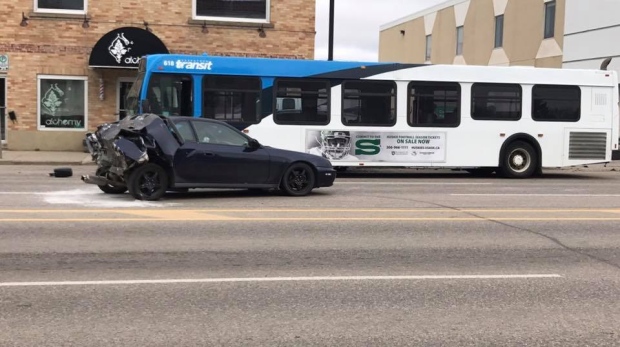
128 164 168 201
281 162 316 196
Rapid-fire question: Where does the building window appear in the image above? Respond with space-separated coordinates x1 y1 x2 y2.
408 82 460 128
146 73 194 117
471 83 522 121
38 75 87 131
194 0 269 23
532 85 581 122
342 81 396 127
494 15 504 48
544 1 556 39
274 79 330 125
425 35 432 61
456 26 464 55
35 0 86 14
202 75 261 124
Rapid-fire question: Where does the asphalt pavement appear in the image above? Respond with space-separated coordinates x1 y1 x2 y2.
1 165 620 346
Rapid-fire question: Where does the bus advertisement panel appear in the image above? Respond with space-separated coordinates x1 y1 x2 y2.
305 130 446 162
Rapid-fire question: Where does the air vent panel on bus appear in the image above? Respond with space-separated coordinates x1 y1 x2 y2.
569 132 607 160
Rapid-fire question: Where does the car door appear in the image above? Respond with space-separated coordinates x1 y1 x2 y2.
173 119 271 185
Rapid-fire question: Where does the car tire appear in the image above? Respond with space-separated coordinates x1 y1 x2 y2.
51 167 73 178
499 141 538 178
127 163 169 201
280 162 316 197
96 167 127 194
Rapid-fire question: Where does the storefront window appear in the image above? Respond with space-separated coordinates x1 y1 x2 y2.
194 0 269 22
38 76 87 131
35 0 86 13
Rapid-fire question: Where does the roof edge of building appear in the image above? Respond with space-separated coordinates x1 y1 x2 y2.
379 0 469 31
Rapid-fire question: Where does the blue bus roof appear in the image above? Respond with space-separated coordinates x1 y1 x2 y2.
144 53 423 79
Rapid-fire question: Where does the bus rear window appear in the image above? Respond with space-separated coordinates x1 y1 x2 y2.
532 85 581 122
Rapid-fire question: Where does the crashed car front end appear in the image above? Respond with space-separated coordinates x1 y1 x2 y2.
81 113 181 188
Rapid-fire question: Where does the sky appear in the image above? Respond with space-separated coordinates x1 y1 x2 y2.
313 0 447 62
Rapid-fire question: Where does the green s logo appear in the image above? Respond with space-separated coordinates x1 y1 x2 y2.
355 139 381 156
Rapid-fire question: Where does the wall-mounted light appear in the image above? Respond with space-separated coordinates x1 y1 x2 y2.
144 21 152 32
257 26 266 38
202 21 208 34
82 15 90 28
400 30 405 36
20 12 29 27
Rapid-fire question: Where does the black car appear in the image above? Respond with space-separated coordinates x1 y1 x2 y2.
82 114 336 201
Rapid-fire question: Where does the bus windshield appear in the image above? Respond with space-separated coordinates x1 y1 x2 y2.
125 72 144 118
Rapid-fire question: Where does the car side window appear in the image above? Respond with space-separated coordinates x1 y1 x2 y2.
173 120 197 142
191 121 249 146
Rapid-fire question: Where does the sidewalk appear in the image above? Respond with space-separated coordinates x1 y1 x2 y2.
0 150 94 165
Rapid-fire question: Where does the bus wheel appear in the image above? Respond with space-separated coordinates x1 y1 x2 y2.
500 141 537 178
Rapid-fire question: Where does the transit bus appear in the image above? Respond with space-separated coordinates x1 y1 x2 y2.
124 53 620 178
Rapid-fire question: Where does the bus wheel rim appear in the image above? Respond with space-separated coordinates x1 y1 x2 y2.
509 149 530 173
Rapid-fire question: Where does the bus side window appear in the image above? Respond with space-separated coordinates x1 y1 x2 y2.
408 82 461 128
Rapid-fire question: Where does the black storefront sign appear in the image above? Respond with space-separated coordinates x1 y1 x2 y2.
89 27 169 69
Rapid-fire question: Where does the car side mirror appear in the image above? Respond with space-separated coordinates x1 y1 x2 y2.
247 138 261 149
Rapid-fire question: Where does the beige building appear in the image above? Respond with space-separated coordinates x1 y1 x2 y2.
0 0 316 151
379 0 565 68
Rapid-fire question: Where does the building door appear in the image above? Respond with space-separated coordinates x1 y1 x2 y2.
0 77 6 142
117 78 134 120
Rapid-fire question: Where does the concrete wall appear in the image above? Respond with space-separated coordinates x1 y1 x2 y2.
379 0 565 68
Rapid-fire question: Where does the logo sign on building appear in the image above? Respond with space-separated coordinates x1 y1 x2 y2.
88 27 169 69
0 54 8 71
305 130 446 162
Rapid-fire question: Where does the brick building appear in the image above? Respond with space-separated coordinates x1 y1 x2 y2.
0 0 316 151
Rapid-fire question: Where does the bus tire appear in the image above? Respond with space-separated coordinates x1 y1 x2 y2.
500 141 537 178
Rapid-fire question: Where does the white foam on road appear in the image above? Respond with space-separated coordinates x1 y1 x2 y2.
38 188 179 208
0 274 562 287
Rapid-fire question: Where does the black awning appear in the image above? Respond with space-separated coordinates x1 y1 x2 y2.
88 27 169 69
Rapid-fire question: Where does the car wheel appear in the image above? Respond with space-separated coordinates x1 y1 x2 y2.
96 167 127 194
280 162 316 196
127 164 168 201
500 141 538 178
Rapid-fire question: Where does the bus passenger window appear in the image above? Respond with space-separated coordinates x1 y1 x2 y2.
408 82 460 128
342 81 396 127
471 83 521 121
274 79 330 125
532 85 580 122
146 73 193 117
202 76 261 124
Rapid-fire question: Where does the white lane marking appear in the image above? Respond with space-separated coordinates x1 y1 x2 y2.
452 194 620 197
337 182 493 185
0 274 562 287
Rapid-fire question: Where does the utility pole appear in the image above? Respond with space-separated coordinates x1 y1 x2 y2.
328 0 335 61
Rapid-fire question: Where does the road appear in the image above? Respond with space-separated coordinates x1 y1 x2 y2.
1 165 620 346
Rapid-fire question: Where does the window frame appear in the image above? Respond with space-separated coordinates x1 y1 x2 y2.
201 74 262 124
272 78 331 126
341 80 397 127
471 83 523 121
172 119 199 143
34 0 87 14
531 84 581 122
407 81 461 128
544 0 556 39
456 26 464 56
37 74 88 132
192 0 271 24
494 15 504 48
